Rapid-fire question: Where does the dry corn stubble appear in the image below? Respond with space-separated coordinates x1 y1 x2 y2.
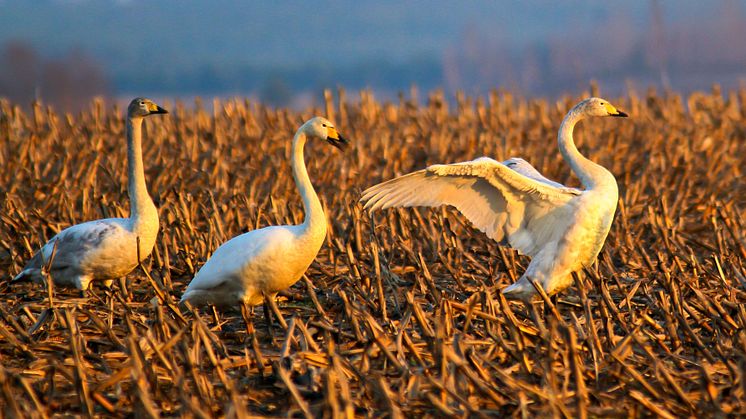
0 87 745 417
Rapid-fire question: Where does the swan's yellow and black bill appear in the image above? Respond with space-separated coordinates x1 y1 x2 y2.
326 127 350 150
604 102 627 117
148 103 168 114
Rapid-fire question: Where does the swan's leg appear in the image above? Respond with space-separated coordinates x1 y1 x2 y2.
240 301 255 336
263 294 289 341
528 276 565 324
263 298 275 340
242 302 267 376
265 293 288 329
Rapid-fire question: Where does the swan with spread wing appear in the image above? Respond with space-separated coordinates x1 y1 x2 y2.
361 98 628 300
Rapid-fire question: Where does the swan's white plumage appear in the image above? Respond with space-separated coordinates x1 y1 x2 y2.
362 157 578 257
14 98 166 291
181 117 348 308
180 225 308 306
361 98 627 300
501 157 570 189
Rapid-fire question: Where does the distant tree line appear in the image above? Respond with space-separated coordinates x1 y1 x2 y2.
442 1 746 96
0 41 109 111
115 56 443 107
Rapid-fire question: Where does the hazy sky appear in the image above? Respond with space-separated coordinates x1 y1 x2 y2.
0 1 724 66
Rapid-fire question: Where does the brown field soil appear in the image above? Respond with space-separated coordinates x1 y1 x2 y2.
0 87 745 417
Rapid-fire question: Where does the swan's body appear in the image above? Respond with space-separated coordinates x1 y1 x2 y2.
181 117 348 308
361 98 627 300
13 98 166 291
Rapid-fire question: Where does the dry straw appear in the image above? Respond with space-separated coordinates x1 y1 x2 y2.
0 86 745 417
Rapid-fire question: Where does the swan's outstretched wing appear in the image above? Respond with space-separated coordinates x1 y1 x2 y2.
361 157 581 257
502 157 576 190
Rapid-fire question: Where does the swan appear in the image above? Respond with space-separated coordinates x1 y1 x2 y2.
180 117 348 320
13 98 167 293
361 97 628 301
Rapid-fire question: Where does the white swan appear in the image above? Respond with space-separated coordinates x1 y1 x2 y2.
180 117 348 312
13 98 166 292
361 98 628 301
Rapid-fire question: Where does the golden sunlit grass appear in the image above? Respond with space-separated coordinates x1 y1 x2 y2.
0 86 745 417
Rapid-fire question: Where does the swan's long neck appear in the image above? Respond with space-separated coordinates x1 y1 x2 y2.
127 117 157 228
292 131 326 235
558 109 616 190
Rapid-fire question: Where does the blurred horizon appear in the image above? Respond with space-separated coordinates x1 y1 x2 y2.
1 0 746 110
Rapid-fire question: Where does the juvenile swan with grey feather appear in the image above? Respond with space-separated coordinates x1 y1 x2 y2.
13 98 167 292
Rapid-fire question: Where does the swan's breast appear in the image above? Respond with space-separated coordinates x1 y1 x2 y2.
566 191 618 266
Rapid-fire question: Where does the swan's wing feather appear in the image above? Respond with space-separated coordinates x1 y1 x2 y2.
27 219 129 270
361 157 580 257
502 157 579 191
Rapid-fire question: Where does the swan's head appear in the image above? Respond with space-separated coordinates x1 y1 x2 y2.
300 116 349 150
128 97 168 118
577 97 627 118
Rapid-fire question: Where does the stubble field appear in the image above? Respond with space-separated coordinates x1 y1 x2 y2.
0 87 745 417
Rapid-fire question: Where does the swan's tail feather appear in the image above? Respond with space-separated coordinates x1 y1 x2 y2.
179 290 219 308
13 251 45 283
501 279 536 301
12 268 43 283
